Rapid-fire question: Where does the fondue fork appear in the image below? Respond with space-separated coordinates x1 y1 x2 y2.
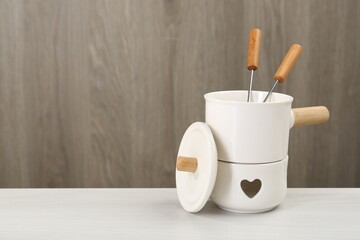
247 28 262 102
263 44 303 102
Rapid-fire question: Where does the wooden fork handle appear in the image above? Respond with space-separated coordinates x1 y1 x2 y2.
247 28 262 71
274 44 303 83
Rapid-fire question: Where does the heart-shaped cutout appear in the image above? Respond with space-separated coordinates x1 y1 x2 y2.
240 179 262 198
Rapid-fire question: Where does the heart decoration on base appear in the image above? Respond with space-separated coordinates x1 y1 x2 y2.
241 179 262 198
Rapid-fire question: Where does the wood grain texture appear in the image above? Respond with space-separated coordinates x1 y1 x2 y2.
0 0 359 187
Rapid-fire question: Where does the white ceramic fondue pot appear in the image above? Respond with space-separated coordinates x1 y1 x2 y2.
205 90 329 164
176 90 329 213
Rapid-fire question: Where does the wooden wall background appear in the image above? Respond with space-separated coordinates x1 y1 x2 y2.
0 0 359 188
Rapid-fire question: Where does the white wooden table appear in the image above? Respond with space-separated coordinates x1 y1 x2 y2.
0 188 359 239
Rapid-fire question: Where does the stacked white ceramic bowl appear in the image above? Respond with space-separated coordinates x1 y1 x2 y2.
205 90 292 213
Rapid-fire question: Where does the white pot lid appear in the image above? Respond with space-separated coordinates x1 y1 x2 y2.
176 122 218 213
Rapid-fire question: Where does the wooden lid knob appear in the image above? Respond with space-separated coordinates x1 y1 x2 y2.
176 156 198 173
274 44 303 83
247 28 262 71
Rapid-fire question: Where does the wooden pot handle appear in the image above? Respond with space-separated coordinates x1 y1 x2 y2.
176 156 198 172
292 106 330 127
247 28 262 71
